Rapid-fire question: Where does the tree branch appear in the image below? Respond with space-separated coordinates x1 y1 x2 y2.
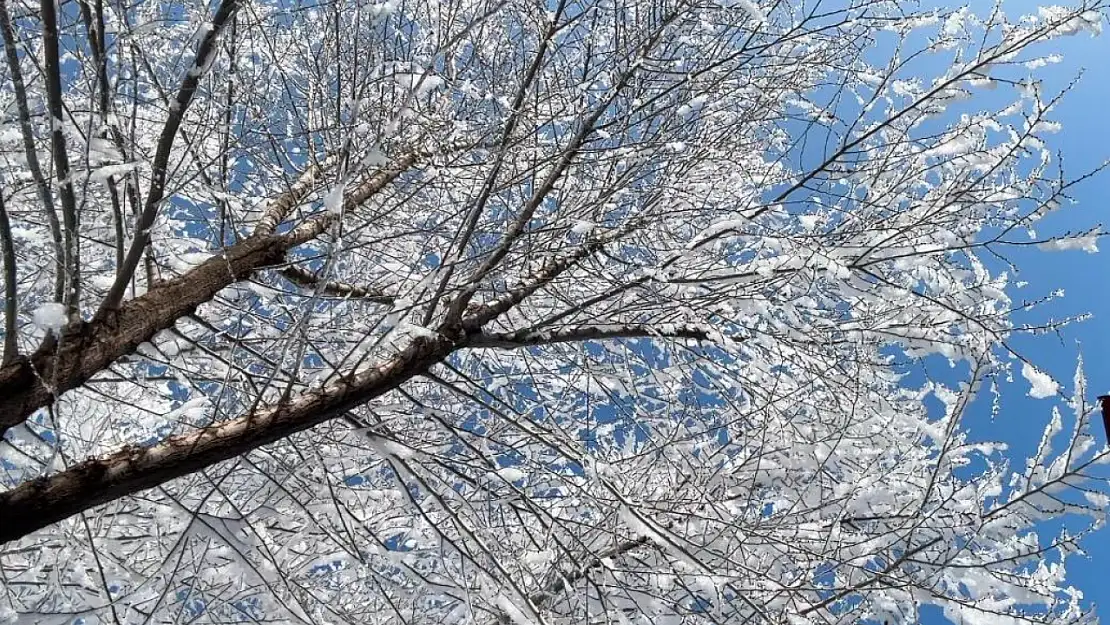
97 0 240 316
279 265 394 304
0 334 455 544
0 234 287 437
0 192 17 364
0 0 63 301
281 151 420 246
253 155 338 236
465 323 740 349
0 150 419 439
39 0 80 312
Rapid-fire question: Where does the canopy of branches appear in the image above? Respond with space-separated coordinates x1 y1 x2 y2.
0 0 1108 623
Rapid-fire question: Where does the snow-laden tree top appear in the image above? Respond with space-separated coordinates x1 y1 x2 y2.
0 0 1108 622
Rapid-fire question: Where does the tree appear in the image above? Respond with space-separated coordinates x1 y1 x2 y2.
0 0 1108 621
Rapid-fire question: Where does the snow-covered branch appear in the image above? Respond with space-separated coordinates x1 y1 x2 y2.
1 0 1108 622
466 323 740 349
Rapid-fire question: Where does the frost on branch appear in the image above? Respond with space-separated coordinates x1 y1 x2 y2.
0 0 1108 623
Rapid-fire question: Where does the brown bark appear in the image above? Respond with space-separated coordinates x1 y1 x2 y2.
0 333 454 544
0 235 287 436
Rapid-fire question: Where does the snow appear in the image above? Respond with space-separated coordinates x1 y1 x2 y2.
370 0 398 19
416 75 444 97
397 322 439 340
1038 235 1098 254
570 220 595 235
496 466 527 483
1022 362 1058 399
1038 6 1103 37
395 72 444 97
363 148 389 168
324 182 346 215
90 161 140 183
522 549 553 566
494 595 538 625
677 95 708 117
367 435 415 460
169 251 213 273
718 0 766 23
165 397 210 422
619 505 668 549
32 303 69 334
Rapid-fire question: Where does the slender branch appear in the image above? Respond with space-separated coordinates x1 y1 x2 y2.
445 60 642 324
424 0 570 326
0 192 17 364
457 223 636 332
97 0 241 316
279 265 394 304
40 0 81 314
0 0 64 301
528 536 651 609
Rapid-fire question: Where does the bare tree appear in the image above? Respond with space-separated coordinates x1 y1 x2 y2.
0 0 1108 622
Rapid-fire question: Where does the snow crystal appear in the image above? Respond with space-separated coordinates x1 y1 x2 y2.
1022 362 1058 399
32 303 68 334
